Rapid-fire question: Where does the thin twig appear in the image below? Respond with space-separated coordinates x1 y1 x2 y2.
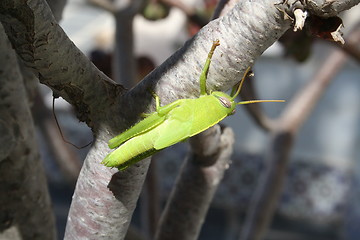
52 97 92 149
31 90 83 184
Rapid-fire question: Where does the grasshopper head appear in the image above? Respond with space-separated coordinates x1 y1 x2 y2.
212 91 237 115
210 67 284 116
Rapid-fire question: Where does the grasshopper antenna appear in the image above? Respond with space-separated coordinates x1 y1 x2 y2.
231 67 284 104
52 96 92 149
231 67 252 100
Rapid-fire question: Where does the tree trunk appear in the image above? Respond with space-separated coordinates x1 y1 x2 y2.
0 24 56 240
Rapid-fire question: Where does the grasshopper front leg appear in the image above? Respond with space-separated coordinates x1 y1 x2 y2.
141 91 161 118
142 91 182 117
199 40 220 96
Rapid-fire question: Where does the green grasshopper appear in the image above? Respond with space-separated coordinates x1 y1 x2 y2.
102 40 284 170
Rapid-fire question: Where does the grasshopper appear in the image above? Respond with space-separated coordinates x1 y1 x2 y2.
102 40 283 170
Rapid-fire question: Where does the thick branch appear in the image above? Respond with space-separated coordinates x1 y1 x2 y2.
124 0 292 119
0 0 124 126
0 1 143 239
0 24 56 240
65 138 151 240
301 0 360 17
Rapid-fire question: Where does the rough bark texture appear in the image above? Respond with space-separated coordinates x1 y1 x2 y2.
0 0 124 127
155 125 235 240
0 0 359 239
65 138 150 239
303 0 359 16
0 24 56 240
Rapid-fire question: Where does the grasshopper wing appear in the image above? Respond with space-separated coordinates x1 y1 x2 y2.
153 119 192 150
153 104 193 150
153 96 230 150
108 98 185 149
108 113 166 149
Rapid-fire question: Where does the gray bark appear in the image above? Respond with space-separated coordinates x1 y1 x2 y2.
0 24 56 240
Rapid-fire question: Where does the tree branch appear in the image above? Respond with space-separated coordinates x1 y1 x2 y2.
0 0 124 127
301 0 360 17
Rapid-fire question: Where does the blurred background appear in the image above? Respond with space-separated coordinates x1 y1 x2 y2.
35 0 360 239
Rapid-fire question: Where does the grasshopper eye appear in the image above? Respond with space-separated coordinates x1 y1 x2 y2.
219 97 231 108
